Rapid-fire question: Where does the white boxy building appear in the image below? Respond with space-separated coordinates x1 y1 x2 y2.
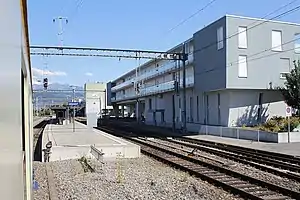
85 82 113 127
107 15 300 131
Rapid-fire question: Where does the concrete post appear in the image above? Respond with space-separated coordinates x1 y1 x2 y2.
121 105 125 117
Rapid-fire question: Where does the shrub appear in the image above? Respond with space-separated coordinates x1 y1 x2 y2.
253 116 300 132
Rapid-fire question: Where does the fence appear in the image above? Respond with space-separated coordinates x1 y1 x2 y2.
186 123 279 142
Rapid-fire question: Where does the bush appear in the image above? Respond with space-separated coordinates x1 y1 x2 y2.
253 116 300 132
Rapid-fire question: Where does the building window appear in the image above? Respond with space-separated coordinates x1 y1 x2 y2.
149 98 152 110
196 96 199 122
295 33 300 53
238 55 248 78
280 72 290 79
238 26 247 49
272 30 282 51
217 26 224 50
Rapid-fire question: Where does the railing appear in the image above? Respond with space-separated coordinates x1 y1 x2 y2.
140 80 175 96
111 80 134 92
115 92 136 101
111 54 194 92
111 75 195 102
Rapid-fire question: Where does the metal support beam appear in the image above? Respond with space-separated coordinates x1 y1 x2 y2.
30 46 182 60
182 43 188 134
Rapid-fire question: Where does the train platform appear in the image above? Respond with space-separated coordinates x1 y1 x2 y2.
33 117 48 127
186 135 300 157
42 121 140 162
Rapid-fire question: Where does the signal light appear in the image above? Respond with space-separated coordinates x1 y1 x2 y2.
43 78 48 90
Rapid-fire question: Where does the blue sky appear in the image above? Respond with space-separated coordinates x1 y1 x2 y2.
28 0 300 87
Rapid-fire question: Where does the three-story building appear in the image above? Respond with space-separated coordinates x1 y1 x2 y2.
107 14 300 130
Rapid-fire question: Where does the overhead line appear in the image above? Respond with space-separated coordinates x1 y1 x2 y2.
166 0 218 34
193 4 300 54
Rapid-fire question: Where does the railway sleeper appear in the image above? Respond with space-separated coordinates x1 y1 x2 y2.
169 138 300 181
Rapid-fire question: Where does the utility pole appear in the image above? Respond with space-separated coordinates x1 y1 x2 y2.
72 88 75 132
104 89 107 116
182 43 187 134
99 95 102 119
53 16 68 46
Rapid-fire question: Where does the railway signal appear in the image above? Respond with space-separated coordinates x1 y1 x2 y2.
43 78 48 90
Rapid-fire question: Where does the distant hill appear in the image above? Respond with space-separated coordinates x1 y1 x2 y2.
33 83 85 108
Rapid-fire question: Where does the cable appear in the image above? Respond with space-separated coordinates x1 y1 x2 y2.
195 45 300 76
193 4 300 54
228 37 300 66
255 0 298 21
61 0 84 34
166 0 218 34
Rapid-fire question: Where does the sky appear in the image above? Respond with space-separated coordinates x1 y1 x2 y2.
28 0 300 87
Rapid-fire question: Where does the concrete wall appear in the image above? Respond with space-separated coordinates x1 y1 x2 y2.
226 15 300 89
193 16 227 92
227 89 285 126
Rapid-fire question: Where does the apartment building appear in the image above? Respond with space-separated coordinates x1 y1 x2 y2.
107 14 300 130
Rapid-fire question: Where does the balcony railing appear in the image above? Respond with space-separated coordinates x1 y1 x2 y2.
111 76 194 102
111 54 194 92
140 80 175 96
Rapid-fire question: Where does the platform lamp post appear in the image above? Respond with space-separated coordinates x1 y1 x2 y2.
70 86 76 132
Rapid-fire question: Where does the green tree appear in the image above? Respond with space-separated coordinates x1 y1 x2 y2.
279 60 300 112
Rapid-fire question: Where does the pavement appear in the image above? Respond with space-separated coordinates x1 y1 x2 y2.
42 121 140 161
187 135 300 157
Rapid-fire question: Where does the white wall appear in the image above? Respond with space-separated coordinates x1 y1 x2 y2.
0 0 26 199
228 90 285 126
142 88 286 129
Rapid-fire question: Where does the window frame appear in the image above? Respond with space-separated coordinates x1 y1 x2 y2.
238 26 248 49
217 26 224 50
271 30 283 52
238 55 248 78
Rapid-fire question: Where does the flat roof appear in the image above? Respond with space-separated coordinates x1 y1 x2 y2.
226 14 300 27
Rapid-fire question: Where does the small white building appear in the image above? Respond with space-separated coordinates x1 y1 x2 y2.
85 82 113 127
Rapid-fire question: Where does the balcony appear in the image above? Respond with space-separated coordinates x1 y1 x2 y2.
111 54 194 92
136 54 194 82
111 79 134 92
111 76 194 102
140 80 175 96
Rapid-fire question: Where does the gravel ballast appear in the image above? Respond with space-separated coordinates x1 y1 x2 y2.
49 156 241 200
152 139 300 192
33 162 49 200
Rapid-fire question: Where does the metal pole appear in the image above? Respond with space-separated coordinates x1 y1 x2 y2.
288 116 290 143
99 96 102 118
104 90 107 116
182 43 187 133
73 88 75 132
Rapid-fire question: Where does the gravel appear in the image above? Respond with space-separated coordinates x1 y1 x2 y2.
50 156 241 200
33 162 49 200
152 138 300 192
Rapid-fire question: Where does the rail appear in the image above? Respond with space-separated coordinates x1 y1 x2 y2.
97 126 300 200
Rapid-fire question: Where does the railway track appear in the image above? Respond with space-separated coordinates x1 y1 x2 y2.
170 137 300 179
97 126 300 200
102 122 300 182
33 119 48 161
